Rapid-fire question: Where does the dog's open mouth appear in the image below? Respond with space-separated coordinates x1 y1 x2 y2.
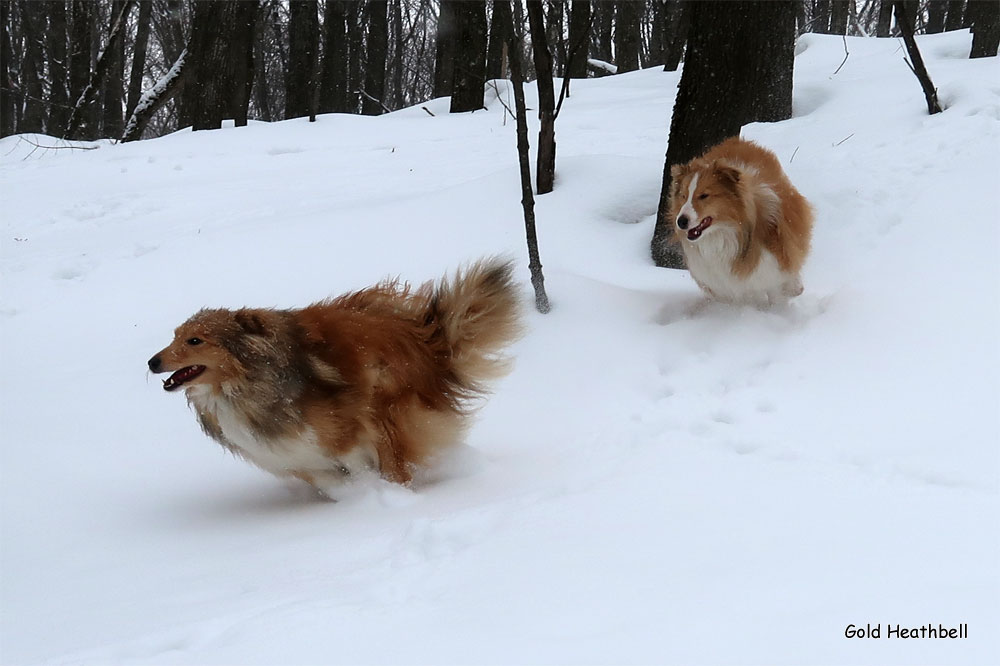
687 216 713 241
163 365 206 391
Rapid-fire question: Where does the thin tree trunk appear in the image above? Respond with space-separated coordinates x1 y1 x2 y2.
68 0 95 137
876 0 893 35
486 1 507 79
894 1 943 113
450 0 487 112
945 0 966 30
64 0 136 139
814 0 832 32
663 0 689 71
346 2 363 112
286 0 318 119
503 0 550 314
0 0 13 136
363 0 389 114
829 0 851 34
927 0 947 32
526 0 556 195
19 1 46 134
102 0 128 138
126 0 153 120
121 47 188 141
593 0 613 63
390 0 403 108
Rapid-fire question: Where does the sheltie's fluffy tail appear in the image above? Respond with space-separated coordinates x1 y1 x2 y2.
425 258 523 396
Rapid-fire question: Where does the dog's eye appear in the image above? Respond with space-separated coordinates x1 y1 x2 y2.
698 193 709 200
186 337 204 346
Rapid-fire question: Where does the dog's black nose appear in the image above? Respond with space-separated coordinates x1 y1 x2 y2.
677 215 689 230
148 355 162 372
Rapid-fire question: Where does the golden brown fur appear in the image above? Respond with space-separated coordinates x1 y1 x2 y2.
668 137 813 307
148 258 521 490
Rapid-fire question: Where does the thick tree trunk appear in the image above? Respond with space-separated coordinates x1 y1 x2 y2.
614 1 641 73
814 0 832 32
651 1 797 268
0 0 13 136
183 0 257 131
102 0 128 138
19 1 46 134
346 2 363 113
486 1 507 79
526 0 556 195
593 0 613 63
362 1 389 115
125 0 152 121
65 0 135 139
450 1 488 112
319 0 349 113
47 0 71 134
969 0 1000 58
502 0 550 314
68 1 95 137
649 0 666 65
121 48 188 142
546 0 566 76
829 0 850 35
286 0 318 119
390 0 404 108
927 0 947 33
894 1 943 114
876 0 893 35
944 0 966 30
434 0 457 98
567 1 591 77
663 0 689 71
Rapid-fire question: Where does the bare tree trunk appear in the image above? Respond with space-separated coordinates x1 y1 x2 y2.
969 0 1000 58
102 0 128 138
525 1 556 195
0 0 13 136
814 0 832 32
663 0 689 71
121 48 188 142
945 0 966 30
486 1 507 79
651 1 797 267
286 0 318 119
614 1 641 72
593 0 613 63
319 0 348 113
829 0 851 34
927 0 947 32
346 2 363 112
363 0 389 114
65 0 135 139
390 0 404 108
450 0 487 112
434 0 457 97
68 0 95 137
47 0 71 134
567 1 591 77
894 1 943 113
125 0 152 121
19 1 46 134
546 0 566 76
503 0 550 314
876 0 893 35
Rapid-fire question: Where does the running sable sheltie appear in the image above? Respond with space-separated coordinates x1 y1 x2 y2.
670 137 814 307
148 259 521 492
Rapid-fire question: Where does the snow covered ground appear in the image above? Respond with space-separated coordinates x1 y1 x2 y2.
2 31 998 665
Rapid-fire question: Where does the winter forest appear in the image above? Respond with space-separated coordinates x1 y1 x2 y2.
2 0 999 664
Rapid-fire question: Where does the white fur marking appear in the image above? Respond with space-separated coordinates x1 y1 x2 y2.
677 172 700 229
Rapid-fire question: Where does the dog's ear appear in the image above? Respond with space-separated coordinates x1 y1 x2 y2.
670 162 690 181
713 162 742 189
234 311 267 336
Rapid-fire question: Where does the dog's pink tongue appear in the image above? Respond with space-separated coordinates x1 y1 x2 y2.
162 365 205 391
687 216 713 241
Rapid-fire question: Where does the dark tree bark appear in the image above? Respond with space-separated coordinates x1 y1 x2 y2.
593 0 613 63
813 0 831 32
65 0 135 139
182 0 257 131
434 0 457 97
651 1 798 268
927 0 947 32
502 0 550 314
969 0 1000 58
944 0 966 30
450 0 487 112
362 0 389 115
19 1 46 134
346 2 363 112
121 47 188 142
252 1 276 122
546 0 566 76
47 0 71 134
319 0 349 113
486 1 508 79
0 0 13 137
566 0 591 77
125 0 152 121
829 0 850 34
663 0 689 71
526 0 556 195
286 0 318 119
614 1 641 73
390 0 403 108
650 0 666 65
894 1 942 114
68 1 95 137
102 0 128 138
876 0 893 35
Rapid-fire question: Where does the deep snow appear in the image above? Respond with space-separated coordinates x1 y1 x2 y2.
1 31 998 665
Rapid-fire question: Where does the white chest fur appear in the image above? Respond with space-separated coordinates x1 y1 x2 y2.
682 228 799 308
185 385 334 478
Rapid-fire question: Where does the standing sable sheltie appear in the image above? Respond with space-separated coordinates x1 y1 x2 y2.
669 137 814 308
148 258 521 492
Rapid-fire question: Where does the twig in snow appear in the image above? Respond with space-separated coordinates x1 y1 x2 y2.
833 36 850 76
834 133 854 146
356 88 392 114
790 146 800 163
421 106 435 117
